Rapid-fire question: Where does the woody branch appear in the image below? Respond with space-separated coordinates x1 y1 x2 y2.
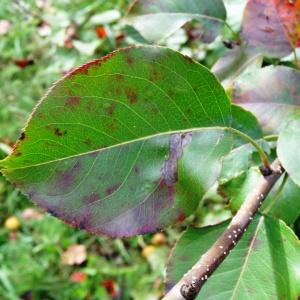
162 159 283 300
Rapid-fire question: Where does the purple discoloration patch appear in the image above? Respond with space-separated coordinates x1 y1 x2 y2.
162 132 192 186
248 233 262 250
82 192 100 203
106 183 121 196
56 161 81 189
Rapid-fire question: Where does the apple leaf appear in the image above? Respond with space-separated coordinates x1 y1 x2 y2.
0 46 262 237
233 65 300 134
126 0 226 43
242 0 300 58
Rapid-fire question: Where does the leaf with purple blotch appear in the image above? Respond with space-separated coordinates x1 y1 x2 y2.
233 65 300 135
0 46 261 237
242 0 300 58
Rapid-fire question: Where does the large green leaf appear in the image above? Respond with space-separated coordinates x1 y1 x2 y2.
278 119 300 188
126 0 226 43
0 46 248 237
242 0 300 58
166 215 300 299
233 66 300 134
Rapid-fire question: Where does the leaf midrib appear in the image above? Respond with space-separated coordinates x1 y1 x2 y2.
230 217 264 300
0 126 232 171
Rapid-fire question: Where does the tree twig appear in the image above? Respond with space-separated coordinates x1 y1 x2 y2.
162 159 284 300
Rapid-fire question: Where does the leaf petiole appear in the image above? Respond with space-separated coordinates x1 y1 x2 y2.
229 128 271 169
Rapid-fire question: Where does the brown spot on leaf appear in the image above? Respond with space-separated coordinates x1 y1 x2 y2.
125 54 134 65
248 233 262 250
54 128 67 136
106 183 121 196
84 138 92 146
82 192 99 203
66 96 80 106
116 74 124 80
178 212 186 222
20 132 25 140
125 88 138 104
107 122 117 132
183 55 194 64
38 112 46 119
168 89 175 98
105 103 116 115
150 69 162 81
262 26 275 33
68 51 117 77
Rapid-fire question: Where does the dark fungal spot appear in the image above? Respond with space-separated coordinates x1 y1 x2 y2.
149 69 162 81
107 122 117 132
38 112 46 119
69 51 116 77
116 74 124 80
20 132 25 140
57 161 81 189
177 212 186 222
66 96 80 106
47 207 59 218
82 192 99 203
183 55 194 64
84 138 92 146
54 128 67 136
125 88 138 104
134 166 140 174
106 183 121 196
125 54 134 65
105 103 116 115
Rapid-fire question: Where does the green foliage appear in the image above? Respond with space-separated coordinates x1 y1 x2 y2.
167 215 300 299
126 0 226 43
1 0 300 299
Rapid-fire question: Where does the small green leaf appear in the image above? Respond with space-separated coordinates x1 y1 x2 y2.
220 167 300 225
166 215 300 299
126 0 226 43
278 119 300 187
233 65 300 134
